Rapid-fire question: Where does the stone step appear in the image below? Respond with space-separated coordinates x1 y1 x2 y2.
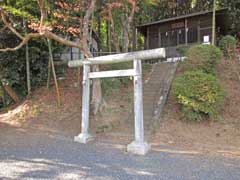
145 81 163 84
143 97 156 101
143 86 161 90
143 93 159 96
143 105 155 108
127 112 154 119
145 81 163 85
123 62 178 136
143 111 154 115
143 109 154 113
143 95 156 98
143 99 157 102
143 89 161 93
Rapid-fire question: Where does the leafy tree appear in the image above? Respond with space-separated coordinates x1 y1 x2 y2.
0 0 105 114
220 0 240 38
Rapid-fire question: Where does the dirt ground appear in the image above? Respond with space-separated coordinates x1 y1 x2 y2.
0 68 83 137
0 59 240 156
0 67 133 137
152 58 240 154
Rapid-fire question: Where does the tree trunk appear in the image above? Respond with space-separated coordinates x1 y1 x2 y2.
121 5 135 53
2 89 6 107
97 8 101 51
47 39 61 106
132 25 137 51
109 12 120 53
46 56 51 89
104 8 121 52
107 20 111 53
212 0 216 45
122 17 129 53
81 0 104 115
91 65 104 115
77 67 81 89
25 43 31 94
0 0 102 113
3 84 20 103
111 33 121 53
0 82 6 106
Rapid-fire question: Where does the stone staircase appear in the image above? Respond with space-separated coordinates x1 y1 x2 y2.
126 62 178 135
99 62 178 143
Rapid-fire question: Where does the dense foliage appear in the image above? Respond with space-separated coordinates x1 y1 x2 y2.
184 44 221 74
0 32 49 94
173 43 225 122
176 46 190 56
220 0 240 38
219 35 237 59
173 70 225 121
0 0 238 110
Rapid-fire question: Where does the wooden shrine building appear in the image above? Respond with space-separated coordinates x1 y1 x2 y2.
137 9 229 57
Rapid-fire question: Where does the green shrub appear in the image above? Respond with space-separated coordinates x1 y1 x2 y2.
173 70 225 121
185 44 221 74
176 46 189 56
0 32 50 96
219 35 237 59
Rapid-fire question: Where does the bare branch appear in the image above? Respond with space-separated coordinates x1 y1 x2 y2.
0 2 82 53
0 1 92 53
0 33 41 52
45 31 82 49
0 31 82 52
109 11 120 52
37 0 47 35
0 11 24 40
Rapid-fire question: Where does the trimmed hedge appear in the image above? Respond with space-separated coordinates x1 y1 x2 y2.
173 70 224 122
219 35 237 59
184 44 221 74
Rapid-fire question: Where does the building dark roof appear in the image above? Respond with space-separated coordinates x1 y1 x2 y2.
137 9 227 35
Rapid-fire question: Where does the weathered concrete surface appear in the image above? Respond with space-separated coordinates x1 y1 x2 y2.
68 48 166 67
127 140 151 155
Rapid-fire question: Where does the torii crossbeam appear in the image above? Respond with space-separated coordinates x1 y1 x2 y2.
68 48 166 155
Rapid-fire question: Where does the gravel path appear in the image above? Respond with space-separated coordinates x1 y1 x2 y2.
0 125 240 180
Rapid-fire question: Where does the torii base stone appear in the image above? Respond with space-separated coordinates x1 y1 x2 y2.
74 133 94 144
127 141 151 155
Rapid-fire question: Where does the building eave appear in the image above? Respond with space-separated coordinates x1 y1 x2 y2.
137 8 227 36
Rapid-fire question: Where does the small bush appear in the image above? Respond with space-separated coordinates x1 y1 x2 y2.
176 46 189 56
185 44 221 74
219 35 237 59
173 70 225 121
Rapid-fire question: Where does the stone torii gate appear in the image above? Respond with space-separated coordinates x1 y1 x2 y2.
68 48 166 155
